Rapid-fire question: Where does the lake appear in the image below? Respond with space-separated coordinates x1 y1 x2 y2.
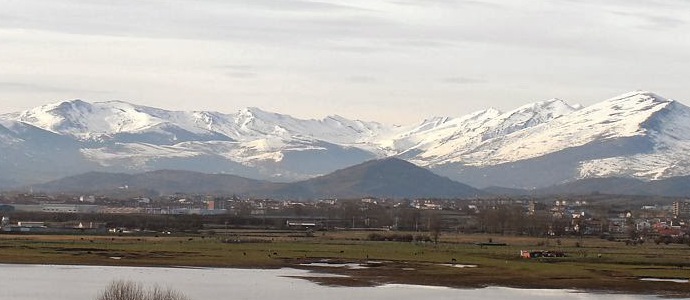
0 264 663 300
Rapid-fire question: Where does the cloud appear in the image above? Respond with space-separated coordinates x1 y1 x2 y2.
328 45 387 54
389 39 458 48
611 11 687 30
1 0 690 124
242 0 373 12
0 82 108 94
221 65 261 79
226 72 259 79
643 15 686 28
389 0 503 8
442 77 486 85
0 0 388 46
347 76 378 83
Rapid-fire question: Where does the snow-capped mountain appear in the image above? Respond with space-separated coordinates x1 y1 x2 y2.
0 100 387 183
386 98 579 165
430 91 690 188
1 90 689 189
8 100 389 145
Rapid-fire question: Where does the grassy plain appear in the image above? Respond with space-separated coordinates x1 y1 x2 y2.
1 231 689 297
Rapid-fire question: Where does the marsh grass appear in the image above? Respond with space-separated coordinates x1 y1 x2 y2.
96 280 189 300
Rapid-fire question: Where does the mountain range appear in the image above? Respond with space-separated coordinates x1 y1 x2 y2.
2 90 690 192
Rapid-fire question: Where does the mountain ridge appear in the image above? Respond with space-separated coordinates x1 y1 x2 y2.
2 90 690 191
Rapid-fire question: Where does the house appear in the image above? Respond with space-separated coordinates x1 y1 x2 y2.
286 220 321 230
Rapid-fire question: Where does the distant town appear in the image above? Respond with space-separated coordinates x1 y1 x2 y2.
1 192 688 246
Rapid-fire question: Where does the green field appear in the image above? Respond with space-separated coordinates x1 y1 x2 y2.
1 231 689 297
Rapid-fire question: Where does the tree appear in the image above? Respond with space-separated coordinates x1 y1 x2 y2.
428 212 442 244
96 280 190 300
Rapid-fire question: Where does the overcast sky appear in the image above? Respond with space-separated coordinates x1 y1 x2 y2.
1 0 689 124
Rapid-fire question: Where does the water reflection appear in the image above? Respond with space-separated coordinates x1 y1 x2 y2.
0 264 661 300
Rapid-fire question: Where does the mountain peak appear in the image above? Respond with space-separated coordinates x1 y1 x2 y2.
55 99 90 109
508 97 578 117
238 106 268 115
98 100 141 108
358 156 418 170
235 106 291 123
474 96 579 140
288 157 483 198
23 99 91 116
14 99 95 134
607 90 671 104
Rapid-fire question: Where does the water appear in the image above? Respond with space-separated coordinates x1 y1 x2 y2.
0 264 663 300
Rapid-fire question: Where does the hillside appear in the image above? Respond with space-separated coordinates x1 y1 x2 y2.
266 157 484 199
31 158 483 199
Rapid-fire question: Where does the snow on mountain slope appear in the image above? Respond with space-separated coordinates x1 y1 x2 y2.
8 100 165 139
389 98 579 165
2 101 389 146
80 143 200 168
424 91 690 188
380 109 501 153
465 91 672 165
0 100 387 181
221 107 391 146
578 97 690 180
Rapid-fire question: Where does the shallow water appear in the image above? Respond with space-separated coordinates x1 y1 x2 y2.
0 264 663 300
640 277 689 283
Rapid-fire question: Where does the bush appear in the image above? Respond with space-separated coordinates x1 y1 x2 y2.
96 280 190 300
367 233 424 242
147 286 190 300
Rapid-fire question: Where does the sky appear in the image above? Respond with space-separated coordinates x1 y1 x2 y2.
1 0 689 124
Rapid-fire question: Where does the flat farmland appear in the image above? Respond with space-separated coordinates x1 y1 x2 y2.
0 231 688 297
